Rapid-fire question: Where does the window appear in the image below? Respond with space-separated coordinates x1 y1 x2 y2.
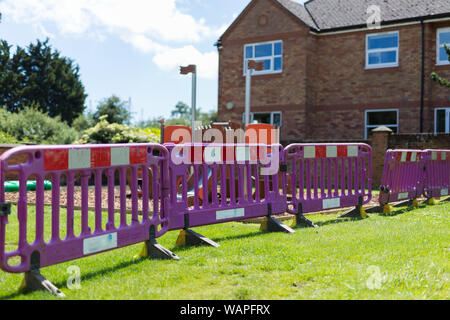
435 108 450 133
437 28 450 65
244 41 282 75
242 112 282 127
365 109 398 139
366 31 399 69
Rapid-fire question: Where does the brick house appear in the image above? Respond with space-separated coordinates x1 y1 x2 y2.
215 0 450 144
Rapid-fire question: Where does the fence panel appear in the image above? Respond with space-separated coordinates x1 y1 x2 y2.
0 143 170 274
165 143 287 230
378 150 425 206
284 144 372 215
423 150 450 199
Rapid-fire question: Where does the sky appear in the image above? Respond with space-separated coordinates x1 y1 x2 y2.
0 0 307 123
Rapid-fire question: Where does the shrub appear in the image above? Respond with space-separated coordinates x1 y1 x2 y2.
0 106 78 144
76 115 159 144
0 130 22 144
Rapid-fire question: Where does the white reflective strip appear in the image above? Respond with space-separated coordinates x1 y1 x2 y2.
442 152 446 160
401 152 407 162
432 152 437 160
326 146 337 158
68 149 91 169
304 146 316 159
236 146 250 161
83 233 117 255
323 198 340 210
441 189 449 196
111 147 130 166
411 152 417 162
398 192 409 200
347 146 358 157
216 208 245 220
204 146 222 163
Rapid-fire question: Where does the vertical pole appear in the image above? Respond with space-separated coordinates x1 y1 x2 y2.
244 68 252 129
192 66 197 143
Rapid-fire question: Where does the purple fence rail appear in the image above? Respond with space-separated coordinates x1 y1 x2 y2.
0 143 170 275
423 149 450 199
378 150 425 207
283 144 372 217
165 143 287 231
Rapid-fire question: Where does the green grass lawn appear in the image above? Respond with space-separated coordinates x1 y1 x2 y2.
0 201 448 300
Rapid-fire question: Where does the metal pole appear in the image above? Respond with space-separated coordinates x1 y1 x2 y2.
244 68 252 129
192 66 197 142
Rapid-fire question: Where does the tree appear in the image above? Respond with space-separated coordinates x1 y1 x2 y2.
431 44 450 88
0 39 87 124
92 95 131 125
171 101 191 118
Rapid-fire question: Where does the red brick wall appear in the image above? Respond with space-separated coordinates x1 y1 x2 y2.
218 0 310 142
217 0 450 144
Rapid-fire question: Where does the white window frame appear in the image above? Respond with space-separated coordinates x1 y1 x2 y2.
243 40 283 76
242 111 282 127
434 107 450 133
366 31 399 69
437 27 450 66
364 109 399 139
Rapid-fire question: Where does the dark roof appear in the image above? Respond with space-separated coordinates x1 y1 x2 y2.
303 0 450 31
217 0 450 42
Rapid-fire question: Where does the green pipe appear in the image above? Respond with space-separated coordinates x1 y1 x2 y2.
4 181 52 192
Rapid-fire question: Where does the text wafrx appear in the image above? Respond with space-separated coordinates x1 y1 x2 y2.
179 304 271 317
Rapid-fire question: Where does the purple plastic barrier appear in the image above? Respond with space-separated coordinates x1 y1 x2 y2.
165 143 287 230
0 143 170 274
378 150 425 206
422 149 450 199
284 144 372 214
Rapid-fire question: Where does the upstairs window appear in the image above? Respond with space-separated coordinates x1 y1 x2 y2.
244 41 283 75
366 31 399 69
437 27 450 65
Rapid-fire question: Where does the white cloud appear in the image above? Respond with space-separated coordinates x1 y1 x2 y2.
153 45 218 80
0 0 222 78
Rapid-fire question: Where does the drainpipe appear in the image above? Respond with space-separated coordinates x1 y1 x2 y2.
420 19 425 133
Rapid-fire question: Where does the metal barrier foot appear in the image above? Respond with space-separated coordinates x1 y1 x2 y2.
393 199 415 208
175 229 220 247
136 240 180 260
365 205 382 213
19 269 65 298
260 216 295 233
292 206 318 228
338 206 368 218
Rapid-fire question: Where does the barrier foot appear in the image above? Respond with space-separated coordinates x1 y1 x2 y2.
260 216 295 233
19 269 65 298
136 240 180 260
442 196 450 202
338 206 368 219
392 199 415 208
292 206 317 228
176 229 220 247
365 205 382 213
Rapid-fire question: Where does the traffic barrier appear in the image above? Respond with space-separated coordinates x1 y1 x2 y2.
283 144 372 224
165 142 293 246
0 143 177 297
423 149 450 204
377 150 425 213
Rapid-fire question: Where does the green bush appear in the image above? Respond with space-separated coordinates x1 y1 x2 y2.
0 106 78 144
0 130 22 144
76 115 159 144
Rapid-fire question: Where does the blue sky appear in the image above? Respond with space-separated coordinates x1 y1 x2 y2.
0 0 306 123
